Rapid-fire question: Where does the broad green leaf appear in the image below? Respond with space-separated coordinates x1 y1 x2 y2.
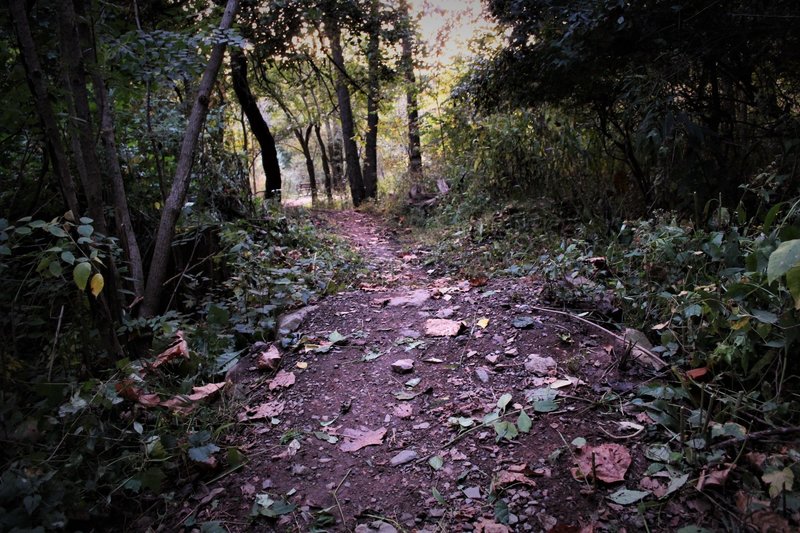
532 399 558 413
494 420 519 441
139 467 166 493
767 239 800 282
14 226 32 235
457 417 474 428
787 265 800 310
517 409 532 433
188 443 220 463
313 431 338 444
494 498 510 524
497 393 512 411
90 273 105 297
0 245 10 256
663 473 689 497
73 262 91 290
571 437 587 448
328 331 346 344
61 250 75 265
362 349 382 361
428 455 444 470
607 488 650 505
77 224 94 237
432 486 446 505
676 527 714 533
751 309 778 324
48 225 68 238
482 411 500 424
48 260 62 277
79 216 94 224
763 468 794 498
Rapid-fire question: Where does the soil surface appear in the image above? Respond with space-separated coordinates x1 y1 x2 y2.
182 211 694 532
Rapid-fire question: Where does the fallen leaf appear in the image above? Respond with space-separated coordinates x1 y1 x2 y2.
160 382 226 414
762 467 794 498
269 370 296 390
686 367 710 380
476 317 490 329
138 393 161 407
339 427 387 452
495 470 536 488
257 345 281 370
152 330 189 368
239 400 285 422
512 316 535 329
474 518 510 533
469 277 489 287
424 318 463 337
394 404 413 419
115 379 143 402
697 464 735 490
607 488 650 505
572 443 632 483
748 510 793 533
296 361 308 369
429 455 444 470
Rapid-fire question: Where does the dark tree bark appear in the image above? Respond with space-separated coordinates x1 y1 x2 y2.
230 48 282 199
400 0 423 182
141 0 239 318
325 119 345 191
58 0 108 235
9 0 81 218
325 21 365 207
314 123 333 202
294 125 318 203
362 0 381 200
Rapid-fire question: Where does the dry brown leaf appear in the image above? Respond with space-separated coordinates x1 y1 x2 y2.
152 330 189 368
269 370 296 390
640 476 667 498
474 518 510 533
115 379 143 402
394 404 413 419
239 400 285 422
495 470 536 488
424 318 463 337
571 443 631 483
186 382 226 401
160 382 226 414
686 367 710 381
696 463 735 490
138 393 161 407
339 427 387 452
257 344 281 370
749 510 793 533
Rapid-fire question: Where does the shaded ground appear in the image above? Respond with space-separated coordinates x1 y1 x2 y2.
182 211 706 532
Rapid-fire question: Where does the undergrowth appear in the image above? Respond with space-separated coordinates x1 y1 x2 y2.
411 183 800 529
0 206 362 530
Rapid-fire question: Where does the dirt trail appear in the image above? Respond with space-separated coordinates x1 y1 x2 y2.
200 211 674 532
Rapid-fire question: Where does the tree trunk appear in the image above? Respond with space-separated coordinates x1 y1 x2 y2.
58 0 108 235
9 0 81 218
230 48 282 199
325 119 345 191
401 0 423 182
362 0 380 200
92 70 146 299
314 123 333 202
141 0 239 318
294 125 318 203
326 21 365 207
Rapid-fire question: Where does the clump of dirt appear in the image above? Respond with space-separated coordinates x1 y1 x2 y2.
167 211 698 532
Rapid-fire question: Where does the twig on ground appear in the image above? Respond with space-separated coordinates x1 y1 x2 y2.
331 467 352 529
712 426 800 449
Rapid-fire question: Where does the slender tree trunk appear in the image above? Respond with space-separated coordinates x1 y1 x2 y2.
294 125 318 203
92 71 146 299
58 0 108 235
401 0 423 182
141 0 239 318
9 0 81 218
325 119 345 191
326 21 365 207
230 48 282 199
362 0 380 200
314 123 333 202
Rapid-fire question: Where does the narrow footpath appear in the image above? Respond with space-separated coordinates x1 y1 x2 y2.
198 210 671 532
